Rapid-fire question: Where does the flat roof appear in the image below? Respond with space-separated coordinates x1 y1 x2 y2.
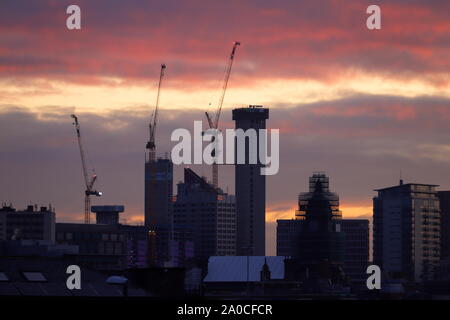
374 183 439 192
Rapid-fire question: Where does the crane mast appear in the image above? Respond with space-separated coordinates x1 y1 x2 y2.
146 64 166 162
205 41 240 189
71 114 101 224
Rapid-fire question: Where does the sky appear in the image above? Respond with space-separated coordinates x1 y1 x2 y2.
0 0 449 255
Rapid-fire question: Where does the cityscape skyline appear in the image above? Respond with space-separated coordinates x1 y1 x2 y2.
1 0 450 257
3 103 450 255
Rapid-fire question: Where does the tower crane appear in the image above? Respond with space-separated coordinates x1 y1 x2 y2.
146 64 166 162
205 41 240 189
70 114 102 224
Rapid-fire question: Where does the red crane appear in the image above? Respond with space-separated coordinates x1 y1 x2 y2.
71 114 102 224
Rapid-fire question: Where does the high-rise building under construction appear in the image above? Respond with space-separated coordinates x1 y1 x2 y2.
144 157 173 266
233 105 269 256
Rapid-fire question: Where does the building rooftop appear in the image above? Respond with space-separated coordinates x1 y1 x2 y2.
0 257 140 297
204 256 284 282
374 181 439 192
91 205 124 213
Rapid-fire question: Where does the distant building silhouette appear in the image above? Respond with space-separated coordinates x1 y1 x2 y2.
174 168 236 266
339 219 369 285
144 157 173 266
0 205 55 241
56 205 150 270
277 218 369 286
92 205 124 225
437 191 450 260
373 180 440 282
295 172 344 264
279 173 347 288
233 105 269 256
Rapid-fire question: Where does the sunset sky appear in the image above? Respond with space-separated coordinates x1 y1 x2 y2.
1 0 449 254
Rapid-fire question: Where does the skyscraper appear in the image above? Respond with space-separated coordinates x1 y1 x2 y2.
233 105 269 256
144 157 173 266
173 168 236 265
373 180 440 282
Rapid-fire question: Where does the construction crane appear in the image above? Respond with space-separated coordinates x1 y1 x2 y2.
205 41 240 189
70 114 102 224
146 64 166 162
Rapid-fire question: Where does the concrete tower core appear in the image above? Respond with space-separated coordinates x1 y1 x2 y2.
233 105 269 256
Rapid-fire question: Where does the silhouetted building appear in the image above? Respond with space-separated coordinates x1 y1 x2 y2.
277 218 369 286
173 168 236 265
169 236 195 267
340 219 369 285
145 157 173 266
295 172 344 264
121 224 151 269
92 205 124 225
0 257 147 297
0 240 78 257
277 219 302 257
438 191 450 260
203 256 285 296
233 105 269 256
56 206 150 270
260 258 271 281
0 205 55 242
373 180 440 282
56 223 126 270
281 173 347 289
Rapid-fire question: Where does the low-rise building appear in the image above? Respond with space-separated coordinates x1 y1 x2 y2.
0 205 55 242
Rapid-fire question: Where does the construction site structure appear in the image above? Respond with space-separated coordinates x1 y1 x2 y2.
70 114 102 224
205 41 240 189
146 64 166 162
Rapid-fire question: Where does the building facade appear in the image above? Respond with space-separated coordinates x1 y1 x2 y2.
56 206 150 270
144 157 173 266
277 219 368 284
173 168 236 265
233 105 269 256
340 219 369 285
373 181 440 282
437 191 450 260
295 172 344 264
0 205 55 242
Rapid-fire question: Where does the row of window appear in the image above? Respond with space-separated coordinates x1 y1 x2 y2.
56 232 125 241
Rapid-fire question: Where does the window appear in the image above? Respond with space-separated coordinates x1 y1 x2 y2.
0 272 9 282
22 272 47 282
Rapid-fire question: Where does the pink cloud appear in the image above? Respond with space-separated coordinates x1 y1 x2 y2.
0 1 448 88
